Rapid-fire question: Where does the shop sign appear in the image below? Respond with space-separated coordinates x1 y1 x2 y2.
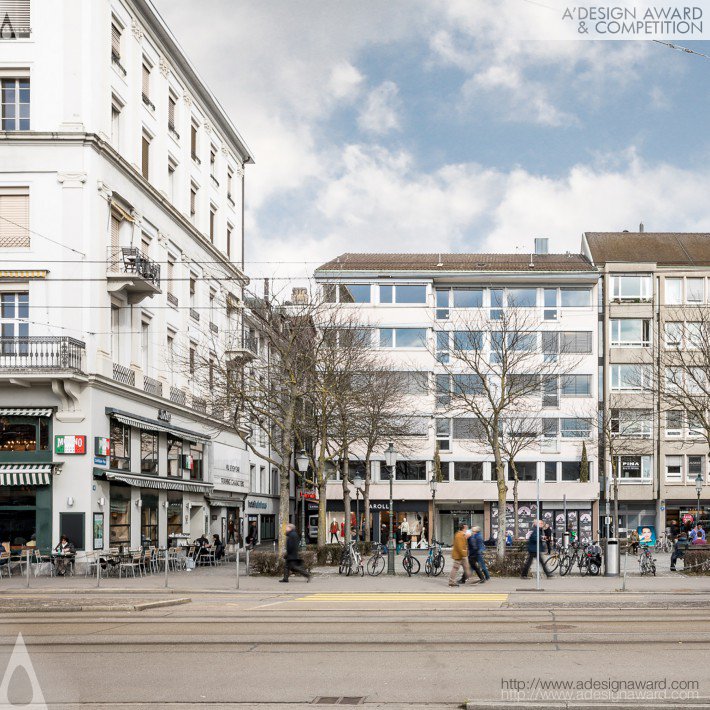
370 502 390 511
94 456 107 466
54 435 86 454
216 476 245 488
180 454 194 470
157 409 172 422
682 513 695 524
94 437 110 456
299 491 317 499
248 500 268 510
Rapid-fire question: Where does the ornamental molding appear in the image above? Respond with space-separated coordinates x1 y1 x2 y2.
183 91 193 107
130 19 144 41
159 57 170 78
57 172 87 188
204 120 213 134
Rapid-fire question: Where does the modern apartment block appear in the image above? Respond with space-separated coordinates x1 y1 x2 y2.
584 232 710 537
315 242 601 545
0 0 274 554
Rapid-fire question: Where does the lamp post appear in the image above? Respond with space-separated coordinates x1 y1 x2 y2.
353 477 363 543
384 442 398 575
429 476 438 545
295 449 309 548
696 472 703 529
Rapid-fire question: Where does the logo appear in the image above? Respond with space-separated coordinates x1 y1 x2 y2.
54 435 86 455
157 409 172 422
0 633 47 709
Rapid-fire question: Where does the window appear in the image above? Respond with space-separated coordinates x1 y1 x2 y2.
561 461 581 481
666 410 683 437
454 462 483 481
688 412 704 437
545 462 557 482
0 0 31 38
141 492 158 547
167 160 176 202
610 320 651 347
436 374 450 408
0 416 48 452
435 418 450 451
507 288 537 308
542 418 558 438
141 132 151 180
542 332 559 362
395 460 426 481
612 275 652 302
190 184 197 221
560 331 592 353
1 78 29 131
398 371 428 395
452 418 486 440
168 92 178 135
110 418 130 470
616 455 652 481
167 436 182 477
452 373 485 396
378 328 426 348
611 409 652 437
111 20 123 65
209 205 216 243
227 168 234 199
688 455 704 482
189 344 195 374
453 331 482 351
109 487 130 546
687 278 704 303
560 288 591 307
140 431 158 474
544 288 558 320
453 288 483 308
167 491 183 536
226 224 232 259
610 365 650 391
339 284 370 303
665 322 682 348
260 466 266 491
508 461 537 481
111 99 122 149
399 416 428 437
560 374 592 397
490 288 503 320
378 284 425 304
665 455 683 483
190 443 204 480
435 289 449 319
111 305 120 359
210 145 217 179
436 331 449 363
0 292 28 343
560 418 591 438
191 121 199 161
542 378 559 408
141 61 152 108
665 278 682 305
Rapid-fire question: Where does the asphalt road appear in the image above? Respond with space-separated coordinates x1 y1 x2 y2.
1 590 709 709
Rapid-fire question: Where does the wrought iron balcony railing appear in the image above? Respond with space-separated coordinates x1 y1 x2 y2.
0 337 85 373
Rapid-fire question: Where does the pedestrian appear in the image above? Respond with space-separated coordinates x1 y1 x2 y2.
670 530 689 571
279 523 311 583
245 523 257 549
505 531 513 547
329 519 339 544
669 519 680 540
467 525 488 584
628 528 640 555
521 520 552 579
212 534 225 561
448 523 472 587
395 524 403 555
542 523 553 554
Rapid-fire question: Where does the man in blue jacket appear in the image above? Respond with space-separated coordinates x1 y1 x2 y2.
521 520 553 579
468 526 490 583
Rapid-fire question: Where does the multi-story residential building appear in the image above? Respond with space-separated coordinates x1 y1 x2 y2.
584 231 710 537
0 0 264 554
315 241 600 545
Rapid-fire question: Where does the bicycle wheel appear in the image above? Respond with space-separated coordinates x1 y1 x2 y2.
425 559 433 576
559 555 572 576
340 554 350 575
359 562 365 577
402 555 412 576
409 556 420 575
434 555 445 576
546 553 560 573
367 555 385 576
588 561 600 576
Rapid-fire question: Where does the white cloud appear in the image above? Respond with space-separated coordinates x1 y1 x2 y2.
357 81 402 134
328 62 365 101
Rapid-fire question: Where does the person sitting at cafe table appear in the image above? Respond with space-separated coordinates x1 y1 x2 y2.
194 533 210 561
212 534 225 560
53 535 75 576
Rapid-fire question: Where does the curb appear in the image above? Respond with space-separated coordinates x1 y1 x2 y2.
466 704 710 710
0 597 191 613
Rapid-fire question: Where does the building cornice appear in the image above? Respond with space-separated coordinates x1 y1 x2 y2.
314 270 600 283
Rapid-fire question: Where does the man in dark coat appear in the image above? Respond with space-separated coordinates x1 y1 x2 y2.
521 521 553 579
280 523 311 583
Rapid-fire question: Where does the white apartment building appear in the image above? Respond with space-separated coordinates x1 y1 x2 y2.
315 241 600 545
0 0 271 554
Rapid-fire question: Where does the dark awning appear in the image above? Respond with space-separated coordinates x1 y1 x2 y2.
94 469 213 495
105 408 210 443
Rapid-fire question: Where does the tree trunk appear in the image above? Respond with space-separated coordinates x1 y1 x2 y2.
511 460 520 540
364 454 372 543
277 406 295 557
612 457 619 538
495 459 507 560
317 475 327 549
342 451 351 546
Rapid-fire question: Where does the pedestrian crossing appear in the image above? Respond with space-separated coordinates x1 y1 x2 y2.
290 593 509 603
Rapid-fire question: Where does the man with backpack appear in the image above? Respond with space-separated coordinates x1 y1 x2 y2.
468 525 490 584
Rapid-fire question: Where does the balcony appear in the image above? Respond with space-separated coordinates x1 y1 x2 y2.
143 375 163 397
107 247 161 304
189 308 200 322
192 396 207 414
225 333 258 365
170 387 186 406
141 93 156 111
167 292 178 307
112 362 135 387
209 322 218 335
0 337 86 377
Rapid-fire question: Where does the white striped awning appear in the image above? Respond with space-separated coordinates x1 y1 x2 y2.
0 408 53 417
0 464 54 486
103 471 213 495
108 412 210 443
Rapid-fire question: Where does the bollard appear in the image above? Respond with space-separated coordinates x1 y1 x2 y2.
164 547 169 589
621 551 629 592
26 549 30 588
97 550 101 588
236 545 240 590
246 546 250 576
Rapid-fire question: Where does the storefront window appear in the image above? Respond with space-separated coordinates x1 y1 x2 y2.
167 491 183 537
109 486 131 545
190 442 203 481
140 431 158 474
0 487 37 547
395 460 426 481
167 436 182 477
260 514 276 540
140 492 158 547
110 418 130 470
454 462 483 481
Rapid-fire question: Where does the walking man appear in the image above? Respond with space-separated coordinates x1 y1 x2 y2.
280 523 311 583
448 523 472 587
670 530 689 571
521 520 553 579
468 525 490 583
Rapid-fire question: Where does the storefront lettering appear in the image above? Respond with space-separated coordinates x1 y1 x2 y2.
248 500 268 510
218 476 245 488
157 409 172 422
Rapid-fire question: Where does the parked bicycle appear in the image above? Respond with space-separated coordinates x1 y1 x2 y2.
367 542 387 576
545 540 563 574
424 539 445 577
338 540 364 576
654 533 672 554
579 541 602 576
402 543 420 576
638 545 657 576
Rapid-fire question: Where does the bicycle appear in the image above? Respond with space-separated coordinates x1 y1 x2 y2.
338 542 349 575
424 539 445 577
402 543 420 576
638 545 656 576
558 541 583 576
367 542 387 576
345 540 364 577
655 534 672 554
545 540 563 574
578 541 602 576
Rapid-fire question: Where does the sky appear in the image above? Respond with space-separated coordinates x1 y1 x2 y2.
152 0 710 285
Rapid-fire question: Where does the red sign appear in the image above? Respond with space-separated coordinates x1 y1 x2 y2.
299 491 317 499
682 513 695 524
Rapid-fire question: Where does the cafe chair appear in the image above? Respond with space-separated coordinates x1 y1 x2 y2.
0 551 10 578
119 551 143 578
33 549 53 577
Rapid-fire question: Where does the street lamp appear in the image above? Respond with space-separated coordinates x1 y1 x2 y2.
295 450 309 548
384 442 398 575
429 476 438 546
696 472 703 528
353 476 364 544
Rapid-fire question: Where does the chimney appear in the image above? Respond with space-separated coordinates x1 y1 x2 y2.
639 222 644 233
263 278 270 303
291 287 308 305
534 237 549 255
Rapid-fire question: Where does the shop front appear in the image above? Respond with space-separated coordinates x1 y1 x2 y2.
663 501 709 534
245 496 278 543
437 506 484 546
490 501 595 544
210 441 248 544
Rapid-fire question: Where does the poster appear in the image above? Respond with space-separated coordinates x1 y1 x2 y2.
93 512 104 550
638 525 656 547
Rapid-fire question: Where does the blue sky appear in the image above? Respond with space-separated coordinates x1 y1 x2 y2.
153 1 710 285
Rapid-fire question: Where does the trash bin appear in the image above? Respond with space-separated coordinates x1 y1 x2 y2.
604 538 620 577
563 532 570 549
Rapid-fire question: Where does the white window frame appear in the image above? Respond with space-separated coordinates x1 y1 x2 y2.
611 274 652 302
